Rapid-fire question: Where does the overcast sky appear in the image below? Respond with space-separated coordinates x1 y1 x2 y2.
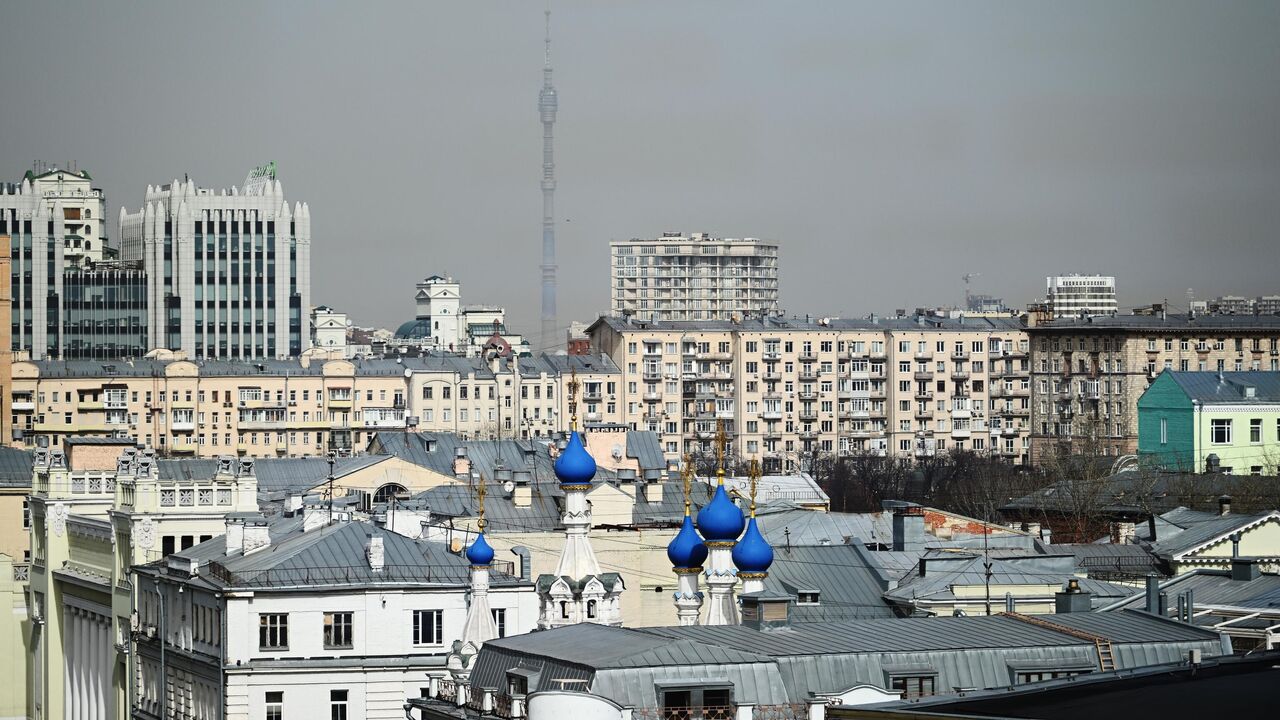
2 1 1277 348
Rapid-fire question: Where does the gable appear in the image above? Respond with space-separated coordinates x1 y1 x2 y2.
1193 516 1280 559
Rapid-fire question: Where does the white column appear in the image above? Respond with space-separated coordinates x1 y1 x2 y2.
741 575 766 595
703 544 739 626
674 569 703 626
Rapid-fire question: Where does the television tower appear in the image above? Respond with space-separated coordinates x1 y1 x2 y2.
538 8 559 351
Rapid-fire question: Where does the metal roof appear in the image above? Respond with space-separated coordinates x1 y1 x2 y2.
883 552 1134 606
765 544 895 621
1103 568 1280 612
0 447 34 488
1150 512 1279 559
1161 371 1280 404
1032 314 1280 332
592 314 1027 335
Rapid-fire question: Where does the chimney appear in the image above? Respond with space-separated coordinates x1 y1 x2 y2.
225 516 246 555
615 468 637 499
1232 557 1261 582
1206 454 1221 474
243 516 270 554
643 469 664 503
1230 532 1242 558
454 446 471 479
1005 592 1015 613
892 506 926 552
1111 521 1136 544
739 592 791 631
1040 527 1052 545
1055 578 1092 614
284 493 303 516
512 469 532 508
511 546 531 580
1145 575 1161 614
1218 495 1231 516
367 534 385 572
1023 521 1041 537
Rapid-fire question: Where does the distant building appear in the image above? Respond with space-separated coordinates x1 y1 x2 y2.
965 294 1008 314
610 232 780 322
1206 295 1280 316
395 275 526 356
310 305 350 356
1045 275 1117 318
118 167 313 359
1026 313 1280 462
566 320 590 355
1138 371 1280 474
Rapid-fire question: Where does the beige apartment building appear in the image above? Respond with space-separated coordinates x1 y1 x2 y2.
8 353 621 457
588 314 1031 470
1027 313 1280 463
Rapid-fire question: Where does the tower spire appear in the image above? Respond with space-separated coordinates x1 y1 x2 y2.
538 4 559 352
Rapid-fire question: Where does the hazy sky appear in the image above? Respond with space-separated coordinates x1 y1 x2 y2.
3 1 1277 349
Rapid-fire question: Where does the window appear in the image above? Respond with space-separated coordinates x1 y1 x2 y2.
330 690 348 720
1211 419 1232 444
259 614 288 650
1250 419 1262 443
492 608 507 638
1160 418 1167 445
796 592 820 605
266 691 283 720
1015 669 1088 684
889 675 936 700
412 609 443 645
660 687 733 719
324 612 353 648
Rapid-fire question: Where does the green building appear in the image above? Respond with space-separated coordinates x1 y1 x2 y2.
1138 371 1280 474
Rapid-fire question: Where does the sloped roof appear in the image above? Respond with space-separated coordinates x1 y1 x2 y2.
1163 371 1280 404
885 551 1134 605
1103 568 1280 612
765 544 895 621
0 447 34 488
1150 512 1280 559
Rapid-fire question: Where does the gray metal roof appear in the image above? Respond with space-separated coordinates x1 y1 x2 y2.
1032 314 1280 332
754 505 891 547
883 552 1134 606
176 518 526 590
592 314 1027 336
1150 512 1279 559
1103 568 1280 612
0 447 34 488
1161 371 1280 404
765 544 895 621
253 455 391 495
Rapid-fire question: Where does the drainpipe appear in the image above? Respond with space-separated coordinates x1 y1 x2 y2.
156 581 167 720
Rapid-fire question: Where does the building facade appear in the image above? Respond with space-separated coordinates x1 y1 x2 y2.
395 275 525 356
1027 314 1280 463
1045 275 1117 318
1138 371 1280 474
610 232 780 322
9 353 622 457
588 314 1031 469
118 172 312 359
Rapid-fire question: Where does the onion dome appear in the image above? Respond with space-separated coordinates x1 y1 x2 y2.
554 430 596 486
466 531 494 566
667 515 709 569
696 484 745 542
731 517 773 574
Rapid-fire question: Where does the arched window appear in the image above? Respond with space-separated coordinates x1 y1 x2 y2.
373 483 407 505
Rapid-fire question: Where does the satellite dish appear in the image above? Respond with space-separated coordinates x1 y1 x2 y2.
611 444 623 460
503 481 515 493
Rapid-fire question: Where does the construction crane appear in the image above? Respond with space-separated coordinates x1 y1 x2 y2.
962 273 981 309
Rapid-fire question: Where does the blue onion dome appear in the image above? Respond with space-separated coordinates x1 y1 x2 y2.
696 484 746 542
554 430 597 486
667 515 709 569
732 517 774 574
466 531 494 566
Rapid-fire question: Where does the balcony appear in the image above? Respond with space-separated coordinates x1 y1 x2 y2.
643 391 663 402
643 370 663 382
914 351 933 362
76 399 104 411
699 370 733 381
581 391 603 403
869 389 887 400
171 419 195 432
696 351 733 361
846 428 877 439
869 351 887 361
762 351 781 362
951 370 970 381
914 370 934 381
798 430 819 441
914 389 934 401
240 419 287 431
798 411 818 422
914 407 933 419
840 409 869 421
1001 426 1021 437
643 412 663 423
762 391 783 401
798 371 818 382
762 372 782 381
763 430 782 440
585 412 603 423
797 391 818 401
761 410 782 421
951 350 970 361
1056 388 1074 401
798 352 818 362
170 439 197 454
12 398 34 412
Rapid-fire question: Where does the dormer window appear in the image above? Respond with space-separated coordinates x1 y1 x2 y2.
797 592 820 605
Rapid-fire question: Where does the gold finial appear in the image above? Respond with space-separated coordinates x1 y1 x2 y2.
748 458 761 517
476 474 487 531
567 368 580 430
681 454 694 516
715 418 728 486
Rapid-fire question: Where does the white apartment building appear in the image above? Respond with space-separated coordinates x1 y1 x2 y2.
588 314 1032 470
1046 275 1117 318
610 232 779 322
131 516 538 720
118 168 312 358
2 166 112 357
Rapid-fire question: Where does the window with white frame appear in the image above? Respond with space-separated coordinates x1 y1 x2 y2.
1211 419 1231 444
412 609 443 645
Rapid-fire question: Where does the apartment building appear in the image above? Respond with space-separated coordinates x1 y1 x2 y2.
117 171 312 358
610 232 780 322
1045 274 1118 318
1026 314 1280 463
8 353 621 457
394 275 527 356
588 314 1031 469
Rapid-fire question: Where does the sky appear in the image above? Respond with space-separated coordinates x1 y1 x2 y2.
2 1 1277 350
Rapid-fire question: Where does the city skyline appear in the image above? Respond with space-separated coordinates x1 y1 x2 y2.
1 1 1277 345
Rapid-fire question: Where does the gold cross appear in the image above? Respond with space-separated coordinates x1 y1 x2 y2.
476 474 487 531
748 458 761 518
567 369 579 428
681 454 694 516
715 419 728 484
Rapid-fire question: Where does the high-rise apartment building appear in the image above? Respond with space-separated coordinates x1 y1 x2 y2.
1026 313 1280 463
589 314 1031 470
118 168 312 358
1045 275 1117 318
610 232 779 322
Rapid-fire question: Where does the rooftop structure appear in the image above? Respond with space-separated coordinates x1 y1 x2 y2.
1045 274 1117 318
